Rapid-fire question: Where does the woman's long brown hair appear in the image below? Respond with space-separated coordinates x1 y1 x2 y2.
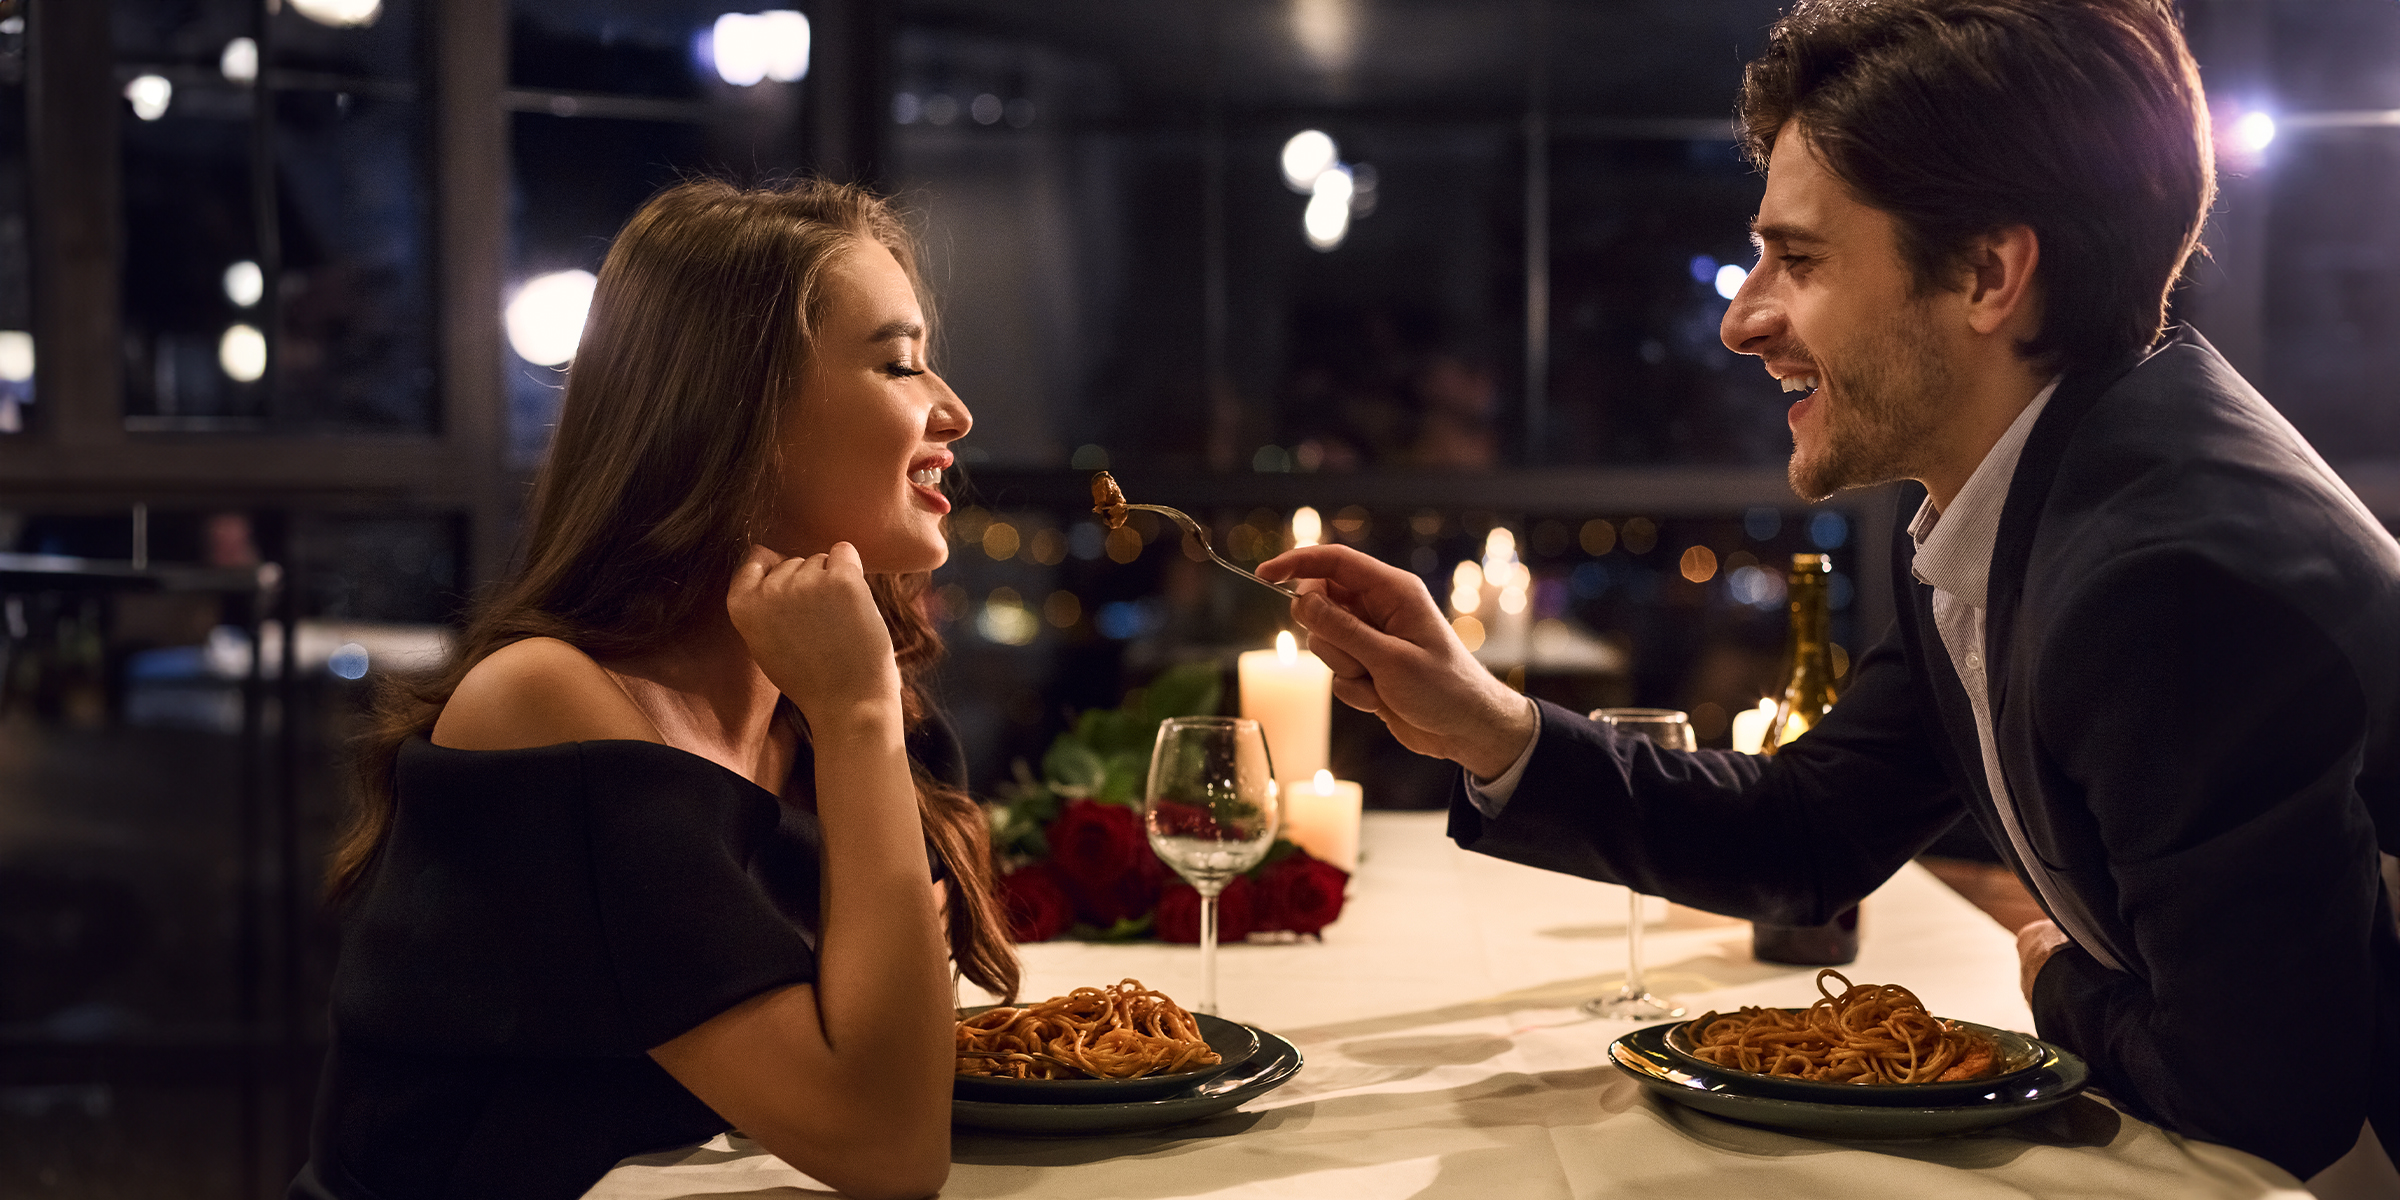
330 178 1020 1000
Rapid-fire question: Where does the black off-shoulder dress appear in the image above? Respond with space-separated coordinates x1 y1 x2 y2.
289 718 961 1200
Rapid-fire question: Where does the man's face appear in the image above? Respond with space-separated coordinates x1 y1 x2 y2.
1722 123 1955 502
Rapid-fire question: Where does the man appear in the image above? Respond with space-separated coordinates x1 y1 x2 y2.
1262 0 2400 1190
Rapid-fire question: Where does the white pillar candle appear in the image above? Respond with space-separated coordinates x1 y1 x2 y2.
1238 630 1332 782
1283 769 1363 873
1730 696 1777 754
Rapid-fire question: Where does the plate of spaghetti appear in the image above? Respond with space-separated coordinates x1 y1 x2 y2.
1657 970 2050 1106
955 979 1262 1104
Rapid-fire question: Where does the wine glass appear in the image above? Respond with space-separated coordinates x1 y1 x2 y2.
1582 708 1691 1022
1144 716 1280 1016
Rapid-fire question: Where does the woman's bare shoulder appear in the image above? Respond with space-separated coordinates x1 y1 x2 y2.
431 636 660 751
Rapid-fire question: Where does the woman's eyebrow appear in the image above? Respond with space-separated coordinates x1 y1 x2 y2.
867 319 924 343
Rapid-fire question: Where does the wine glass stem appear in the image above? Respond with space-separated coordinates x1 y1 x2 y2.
1625 891 1646 997
1199 892 1220 1016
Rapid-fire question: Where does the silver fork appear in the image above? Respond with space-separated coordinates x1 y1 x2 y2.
1123 503 1302 599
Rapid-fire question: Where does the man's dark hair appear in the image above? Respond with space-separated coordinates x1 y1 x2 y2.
1739 0 2214 373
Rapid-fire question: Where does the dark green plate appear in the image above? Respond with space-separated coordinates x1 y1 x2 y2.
1611 1022 2089 1139
952 1027 1302 1135
1661 1014 2051 1106
954 1011 1261 1104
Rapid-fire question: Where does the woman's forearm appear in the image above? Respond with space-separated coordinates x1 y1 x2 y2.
809 704 951 1061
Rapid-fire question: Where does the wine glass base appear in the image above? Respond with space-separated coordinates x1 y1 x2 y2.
1582 991 1686 1022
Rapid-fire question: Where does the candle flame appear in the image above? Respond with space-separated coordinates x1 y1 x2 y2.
1291 506 1322 547
1314 769 1335 794
1276 629 1298 664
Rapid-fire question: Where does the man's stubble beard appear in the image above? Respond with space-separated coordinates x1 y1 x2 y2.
1785 304 1953 504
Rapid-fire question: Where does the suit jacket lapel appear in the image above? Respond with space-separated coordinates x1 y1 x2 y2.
1985 336 2164 720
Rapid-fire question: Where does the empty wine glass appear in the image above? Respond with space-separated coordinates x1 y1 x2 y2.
1144 716 1280 1016
1583 708 1691 1022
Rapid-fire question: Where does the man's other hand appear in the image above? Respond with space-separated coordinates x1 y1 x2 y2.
1258 545 1538 779
2015 918 2070 1000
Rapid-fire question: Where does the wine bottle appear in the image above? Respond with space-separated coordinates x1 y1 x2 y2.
1751 552 1860 966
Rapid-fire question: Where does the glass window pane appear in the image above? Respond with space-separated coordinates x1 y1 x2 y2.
271 84 435 431
116 0 433 433
119 87 261 427
511 2 716 99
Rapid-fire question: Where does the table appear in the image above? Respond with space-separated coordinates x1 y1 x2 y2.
587 813 2308 1199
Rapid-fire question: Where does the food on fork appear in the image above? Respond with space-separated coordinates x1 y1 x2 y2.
1090 471 1129 531
1683 969 1999 1084
957 979 1221 1080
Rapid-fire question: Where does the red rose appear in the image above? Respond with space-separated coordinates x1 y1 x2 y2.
1062 860 1165 927
1048 799 1147 890
998 864 1075 943
1154 875 1258 944
1254 852 1349 936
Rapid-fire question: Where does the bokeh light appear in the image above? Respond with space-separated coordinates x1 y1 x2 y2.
220 38 258 85
712 11 811 86
219 325 267 383
1281 129 1338 192
978 587 1038 646
124 75 172 122
0 331 32 384
503 269 597 366
1304 166 1354 251
223 261 264 308
291 0 382 27
2233 110 2277 154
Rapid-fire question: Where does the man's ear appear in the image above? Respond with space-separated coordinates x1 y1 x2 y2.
1964 224 2040 338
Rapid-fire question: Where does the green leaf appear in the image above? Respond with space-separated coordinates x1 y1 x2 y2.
1086 913 1156 943
1141 662 1224 724
1042 739 1106 797
1097 750 1149 804
1084 708 1153 758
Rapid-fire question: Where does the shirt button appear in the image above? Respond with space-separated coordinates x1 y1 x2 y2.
1965 652 1982 669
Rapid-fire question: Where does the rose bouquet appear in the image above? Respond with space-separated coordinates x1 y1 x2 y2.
989 662 1350 944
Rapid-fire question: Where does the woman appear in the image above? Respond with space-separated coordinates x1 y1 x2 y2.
290 180 1018 1200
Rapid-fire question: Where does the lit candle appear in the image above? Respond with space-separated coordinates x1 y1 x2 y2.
1237 630 1332 782
1730 696 1777 754
1283 769 1363 873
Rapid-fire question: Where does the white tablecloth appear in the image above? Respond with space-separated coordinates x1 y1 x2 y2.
588 812 2307 1199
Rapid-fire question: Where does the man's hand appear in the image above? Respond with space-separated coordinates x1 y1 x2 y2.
2015 918 2070 1000
1258 545 1537 779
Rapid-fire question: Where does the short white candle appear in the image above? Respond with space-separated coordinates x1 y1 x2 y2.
1238 631 1332 782
1730 696 1776 754
1283 769 1362 873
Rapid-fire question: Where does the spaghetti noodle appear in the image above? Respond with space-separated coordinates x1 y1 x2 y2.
957 978 1221 1080
1684 969 1998 1084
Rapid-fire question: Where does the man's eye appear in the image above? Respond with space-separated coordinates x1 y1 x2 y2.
885 364 926 378
1780 254 1813 268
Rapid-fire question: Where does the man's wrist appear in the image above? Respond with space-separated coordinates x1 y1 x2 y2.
1462 693 1540 781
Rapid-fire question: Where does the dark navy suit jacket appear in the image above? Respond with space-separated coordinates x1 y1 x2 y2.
1449 328 2400 1178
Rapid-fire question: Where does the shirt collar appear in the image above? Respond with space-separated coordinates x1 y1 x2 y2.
1908 375 2063 608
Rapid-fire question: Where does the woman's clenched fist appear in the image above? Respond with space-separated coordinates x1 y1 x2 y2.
725 542 902 725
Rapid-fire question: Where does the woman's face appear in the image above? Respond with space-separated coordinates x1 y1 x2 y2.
763 238 971 573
